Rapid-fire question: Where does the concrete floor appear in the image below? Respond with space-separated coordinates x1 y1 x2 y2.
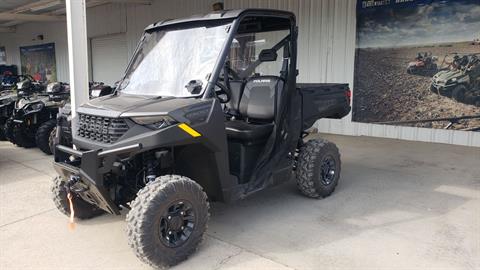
0 134 479 270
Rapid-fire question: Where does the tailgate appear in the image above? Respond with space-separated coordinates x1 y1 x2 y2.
298 83 351 130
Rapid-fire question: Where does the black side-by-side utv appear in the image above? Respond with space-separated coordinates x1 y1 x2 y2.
52 9 351 268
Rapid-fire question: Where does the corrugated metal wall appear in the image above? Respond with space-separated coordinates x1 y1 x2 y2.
0 0 478 146
225 0 479 147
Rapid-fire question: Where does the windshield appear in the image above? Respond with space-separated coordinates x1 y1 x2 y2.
118 22 231 97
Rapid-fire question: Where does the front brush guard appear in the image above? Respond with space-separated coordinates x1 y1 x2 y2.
53 143 142 215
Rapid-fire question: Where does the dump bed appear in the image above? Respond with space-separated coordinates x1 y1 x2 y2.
297 83 351 130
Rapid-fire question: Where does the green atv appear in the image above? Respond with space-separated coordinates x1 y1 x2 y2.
431 53 480 105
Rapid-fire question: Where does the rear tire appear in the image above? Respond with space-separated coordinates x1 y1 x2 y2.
51 176 104 219
35 119 57 155
296 138 341 198
126 175 209 268
452 85 467 102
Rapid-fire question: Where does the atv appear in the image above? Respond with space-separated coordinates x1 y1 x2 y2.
5 79 68 152
0 72 19 91
52 9 351 268
49 82 114 153
406 52 437 75
431 53 480 105
0 89 18 140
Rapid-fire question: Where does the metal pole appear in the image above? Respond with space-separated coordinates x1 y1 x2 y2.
65 0 89 117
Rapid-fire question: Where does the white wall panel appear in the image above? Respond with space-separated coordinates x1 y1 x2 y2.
225 0 479 147
0 21 70 82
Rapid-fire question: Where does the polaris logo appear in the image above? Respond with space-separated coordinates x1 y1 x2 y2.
253 79 271 83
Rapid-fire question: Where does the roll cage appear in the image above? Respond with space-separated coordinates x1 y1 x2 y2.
137 9 297 100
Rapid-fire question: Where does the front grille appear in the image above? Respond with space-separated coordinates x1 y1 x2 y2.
77 113 129 143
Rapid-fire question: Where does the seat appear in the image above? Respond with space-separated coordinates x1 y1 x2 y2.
225 121 273 141
225 76 283 142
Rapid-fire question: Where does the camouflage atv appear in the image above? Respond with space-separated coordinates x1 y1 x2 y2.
431 53 480 106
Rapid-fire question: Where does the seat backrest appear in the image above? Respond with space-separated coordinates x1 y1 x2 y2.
225 80 245 116
239 76 283 121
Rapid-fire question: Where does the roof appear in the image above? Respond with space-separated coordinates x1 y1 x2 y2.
0 0 152 32
145 8 295 32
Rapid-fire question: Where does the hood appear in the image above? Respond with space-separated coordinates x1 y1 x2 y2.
408 61 417 67
433 69 463 82
0 92 17 107
15 95 49 110
78 93 204 118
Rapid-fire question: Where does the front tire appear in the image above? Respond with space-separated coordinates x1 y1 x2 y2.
296 139 341 198
0 122 6 141
12 124 35 148
126 175 209 268
452 85 467 102
51 176 104 219
35 119 57 155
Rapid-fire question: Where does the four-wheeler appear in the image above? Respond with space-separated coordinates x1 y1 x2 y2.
52 9 351 268
406 52 438 75
0 72 19 91
5 79 67 152
49 82 114 154
431 53 480 104
0 89 18 140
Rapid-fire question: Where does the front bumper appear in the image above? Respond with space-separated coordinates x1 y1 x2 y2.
431 82 455 95
53 143 142 215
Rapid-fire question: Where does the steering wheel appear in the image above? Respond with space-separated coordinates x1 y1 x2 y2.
215 81 231 103
225 65 241 80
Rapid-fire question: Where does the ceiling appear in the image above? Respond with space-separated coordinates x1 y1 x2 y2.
0 0 152 33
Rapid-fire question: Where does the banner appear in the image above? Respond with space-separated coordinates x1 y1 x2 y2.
20 43 57 83
353 0 480 131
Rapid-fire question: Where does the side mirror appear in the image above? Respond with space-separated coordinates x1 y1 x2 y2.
185 80 203 94
259 49 277 62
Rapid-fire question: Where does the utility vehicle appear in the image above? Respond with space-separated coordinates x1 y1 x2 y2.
431 53 480 104
52 9 351 268
406 52 437 75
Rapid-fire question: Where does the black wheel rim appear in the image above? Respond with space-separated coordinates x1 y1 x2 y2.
158 200 195 248
320 155 336 185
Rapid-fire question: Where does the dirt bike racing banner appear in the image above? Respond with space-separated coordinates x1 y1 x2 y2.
352 0 480 131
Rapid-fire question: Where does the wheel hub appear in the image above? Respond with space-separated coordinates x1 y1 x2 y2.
158 200 195 247
320 155 336 185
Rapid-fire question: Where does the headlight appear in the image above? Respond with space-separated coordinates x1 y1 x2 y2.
24 102 44 113
1 98 12 105
131 115 177 129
